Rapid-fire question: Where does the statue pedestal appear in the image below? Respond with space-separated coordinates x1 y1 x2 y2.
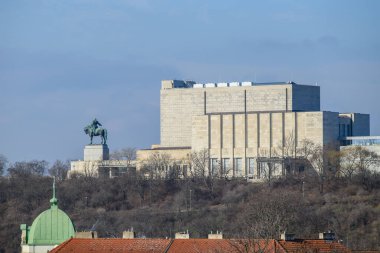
84 144 109 161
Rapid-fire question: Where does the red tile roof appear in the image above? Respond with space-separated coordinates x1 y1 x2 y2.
278 239 351 253
352 251 380 253
49 238 352 253
167 239 288 253
167 239 235 253
50 238 172 253
228 239 287 253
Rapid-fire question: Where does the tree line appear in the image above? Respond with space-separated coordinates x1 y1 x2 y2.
140 141 380 194
0 144 379 252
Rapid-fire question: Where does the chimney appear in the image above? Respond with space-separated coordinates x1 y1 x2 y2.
75 231 98 238
123 228 135 239
280 232 295 241
20 224 29 245
319 231 335 241
208 230 223 239
175 231 190 239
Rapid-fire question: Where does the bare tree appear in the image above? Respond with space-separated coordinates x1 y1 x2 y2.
221 160 233 180
258 148 270 158
8 160 48 177
340 148 357 180
291 139 319 177
178 155 192 179
189 149 210 178
144 152 172 179
82 162 99 178
326 148 341 178
0 154 7 176
243 195 298 239
232 192 303 253
229 239 278 253
283 131 296 158
189 149 222 193
110 147 136 167
284 136 315 173
340 146 379 180
353 146 378 173
307 143 341 193
297 139 316 161
48 160 69 181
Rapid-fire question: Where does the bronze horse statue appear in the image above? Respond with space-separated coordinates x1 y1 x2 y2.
84 125 108 144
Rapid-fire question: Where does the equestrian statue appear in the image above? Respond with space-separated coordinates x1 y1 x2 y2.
84 118 108 144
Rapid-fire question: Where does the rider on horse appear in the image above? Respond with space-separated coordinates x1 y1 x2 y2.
84 118 107 144
91 118 102 134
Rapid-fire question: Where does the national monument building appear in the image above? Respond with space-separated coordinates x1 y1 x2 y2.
137 80 370 180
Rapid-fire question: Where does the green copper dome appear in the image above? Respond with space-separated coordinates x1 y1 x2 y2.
21 178 75 246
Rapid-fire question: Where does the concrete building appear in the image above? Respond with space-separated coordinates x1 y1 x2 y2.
70 144 136 178
137 80 370 180
340 136 380 173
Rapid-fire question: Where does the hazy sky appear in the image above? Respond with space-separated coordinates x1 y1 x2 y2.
1 0 379 164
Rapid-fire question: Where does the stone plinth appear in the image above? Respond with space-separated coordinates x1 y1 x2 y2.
84 144 109 161
122 231 135 239
175 232 189 239
208 232 223 239
75 231 98 238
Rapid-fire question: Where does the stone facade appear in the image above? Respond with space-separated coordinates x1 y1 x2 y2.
137 80 370 180
340 136 380 173
70 160 135 178
70 144 135 178
83 144 109 161
160 81 320 148
21 245 59 253
137 146 191 177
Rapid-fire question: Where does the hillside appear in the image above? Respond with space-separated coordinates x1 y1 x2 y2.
0 172 379 252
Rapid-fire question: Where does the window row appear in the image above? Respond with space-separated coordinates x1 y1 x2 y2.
210 158 255 177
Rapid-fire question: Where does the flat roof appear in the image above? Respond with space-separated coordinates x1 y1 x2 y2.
342 136 380 140
167 80 318 89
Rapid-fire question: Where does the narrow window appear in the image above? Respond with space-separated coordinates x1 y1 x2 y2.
234 158 242 177
222 158 230 176
247 158 255 175
211 158 219 176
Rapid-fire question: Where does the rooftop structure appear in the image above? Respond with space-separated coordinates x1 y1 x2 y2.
20 179 75 253
341 136 380 146
163 80 312 88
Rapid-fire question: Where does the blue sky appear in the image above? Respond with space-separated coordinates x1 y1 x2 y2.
1 0 379 164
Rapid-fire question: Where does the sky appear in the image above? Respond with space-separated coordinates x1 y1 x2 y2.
0 0 379 165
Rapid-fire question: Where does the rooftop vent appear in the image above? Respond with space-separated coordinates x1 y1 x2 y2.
208 230 223 239
229 82 240 87
280 232 295 241
217 82 228 87
204 83 216 88
319 231 335 241
172 80 187 88
185 80 196 87
242 81 253 86
75 231 98 239
123 228 135 239
175 231 190 239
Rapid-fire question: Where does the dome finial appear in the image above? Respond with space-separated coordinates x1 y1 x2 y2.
50 177 58 207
